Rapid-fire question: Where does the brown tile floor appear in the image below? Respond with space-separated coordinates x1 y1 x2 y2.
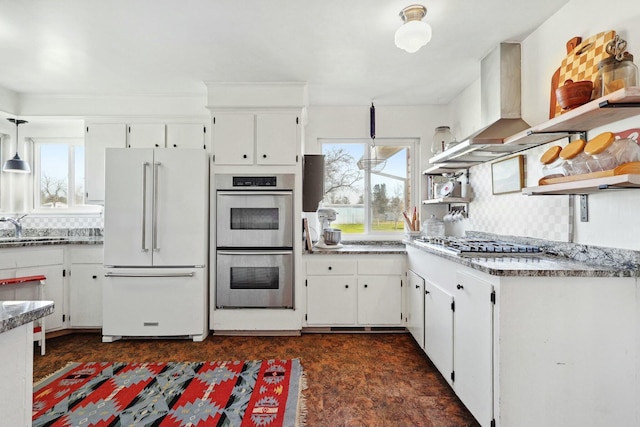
33 332 479 427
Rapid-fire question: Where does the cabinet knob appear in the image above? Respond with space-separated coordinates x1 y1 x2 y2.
425 290 430 295
243 154 248 159
457 284 464 290
155 144 159 147
328 266 332 270
415 284 420 289
364 284 368 288
173 144 177 148
262 154 267 158
92 275 97 279
345 284 349 288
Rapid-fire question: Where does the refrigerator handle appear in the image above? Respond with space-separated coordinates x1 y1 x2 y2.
153 161 161 252
141 162 150 252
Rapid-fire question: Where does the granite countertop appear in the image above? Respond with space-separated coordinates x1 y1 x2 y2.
404 239 639 278
0 228 103 248
308 241 407 255
0 301 54 333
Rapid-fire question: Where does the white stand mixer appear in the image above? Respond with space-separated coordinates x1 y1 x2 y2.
315 208 343 249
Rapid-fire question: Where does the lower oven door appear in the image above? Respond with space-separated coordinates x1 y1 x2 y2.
216 250 293 309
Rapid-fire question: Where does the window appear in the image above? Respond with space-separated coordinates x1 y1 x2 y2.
320 138 417 237
33 139 85 209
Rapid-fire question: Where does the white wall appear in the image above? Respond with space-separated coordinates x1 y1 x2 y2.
449 0 640 250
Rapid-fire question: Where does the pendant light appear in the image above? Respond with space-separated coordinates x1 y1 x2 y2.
356 102 386 172
3 118 30 173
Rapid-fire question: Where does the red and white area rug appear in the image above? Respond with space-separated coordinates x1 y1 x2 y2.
33 359 306 427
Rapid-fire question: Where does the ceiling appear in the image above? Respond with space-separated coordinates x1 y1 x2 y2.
0 0 568 106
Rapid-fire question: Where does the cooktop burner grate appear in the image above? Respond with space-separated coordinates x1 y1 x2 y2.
414 237 543 257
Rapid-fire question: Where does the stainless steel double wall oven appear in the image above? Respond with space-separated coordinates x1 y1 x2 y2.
215 174 295 308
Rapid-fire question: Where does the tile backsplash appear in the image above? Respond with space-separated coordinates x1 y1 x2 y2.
0 214 104 232
466 143 573 243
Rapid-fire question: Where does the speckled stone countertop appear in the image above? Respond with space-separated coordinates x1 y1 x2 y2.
0 301 54 333
405 236 640 278
0 228 103 248
308 241 406 255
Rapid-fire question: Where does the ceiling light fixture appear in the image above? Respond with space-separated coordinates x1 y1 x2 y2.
395 4 432 53
3 118 30 173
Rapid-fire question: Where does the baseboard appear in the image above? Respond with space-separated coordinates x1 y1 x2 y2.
302 326 407 334
212 330 302 337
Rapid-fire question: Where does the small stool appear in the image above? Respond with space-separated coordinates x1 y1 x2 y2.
0 275 47 355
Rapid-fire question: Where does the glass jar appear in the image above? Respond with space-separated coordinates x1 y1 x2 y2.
613 137 640 165
584 132 618 172
539 145 565 178
559 139 590 175
593 53 639 97
431 126 453 154
422 214 445 238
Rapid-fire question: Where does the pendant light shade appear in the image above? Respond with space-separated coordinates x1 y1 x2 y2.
395 4 432 53
3 118 30 173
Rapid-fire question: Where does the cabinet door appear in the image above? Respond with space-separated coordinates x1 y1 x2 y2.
306 276 356 325
212 113 254 165
85 123 126 202
357 275 402 325
454 271 494 426
17 265 65 331
424 280 454 385
166 123 206 149
69 264 103 328
406 269 425 349
128 124 166 148
256 113 298 165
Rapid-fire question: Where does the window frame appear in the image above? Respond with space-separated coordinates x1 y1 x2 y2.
319 137 419 241
31 137 93 213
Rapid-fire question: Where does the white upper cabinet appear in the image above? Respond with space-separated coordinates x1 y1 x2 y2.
211 113 255 165
127 123 165 148
166 123 207 149
85 123 127 203
212 112 299 165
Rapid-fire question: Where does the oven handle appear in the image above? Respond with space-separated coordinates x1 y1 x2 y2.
217 250 292 256
216 191 292 197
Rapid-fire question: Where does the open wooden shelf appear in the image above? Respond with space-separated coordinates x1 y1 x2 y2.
522 174 640 195
422 197 470 204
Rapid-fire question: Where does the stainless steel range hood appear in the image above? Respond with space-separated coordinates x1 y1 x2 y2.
429 43 535 171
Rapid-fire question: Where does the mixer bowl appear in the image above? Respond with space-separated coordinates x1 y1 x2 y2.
323 228 342 245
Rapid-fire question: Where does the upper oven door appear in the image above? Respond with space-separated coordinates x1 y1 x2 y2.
216 191 293 248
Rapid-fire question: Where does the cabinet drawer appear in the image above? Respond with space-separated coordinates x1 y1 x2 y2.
1 247 65 268
357 258 403 275
306 259 356 276
69 245 104 264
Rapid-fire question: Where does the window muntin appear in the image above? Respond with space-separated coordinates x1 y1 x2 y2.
320 139 416 237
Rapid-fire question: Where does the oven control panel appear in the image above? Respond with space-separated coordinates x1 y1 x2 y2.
232 176 277 187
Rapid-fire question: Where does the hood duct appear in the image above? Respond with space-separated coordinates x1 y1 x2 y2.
472 42 530 143
428 42 538 172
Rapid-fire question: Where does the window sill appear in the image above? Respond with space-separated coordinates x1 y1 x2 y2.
28 206 103 216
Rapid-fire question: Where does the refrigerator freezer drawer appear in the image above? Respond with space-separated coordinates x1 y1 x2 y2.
102 268 207 340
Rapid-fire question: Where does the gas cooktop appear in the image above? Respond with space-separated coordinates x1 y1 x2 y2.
413 236 543 258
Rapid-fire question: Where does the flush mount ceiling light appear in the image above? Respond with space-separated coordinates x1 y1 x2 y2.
3 118 30 173
395 4 432 53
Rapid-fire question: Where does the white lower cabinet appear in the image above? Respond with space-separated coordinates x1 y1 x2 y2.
424 279 454 386
305 255 404 327
68 246 104 328
453 271 494 427
407 244 639 427
406 269 425 348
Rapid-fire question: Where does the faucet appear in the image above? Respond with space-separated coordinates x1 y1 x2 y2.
0 214 27 238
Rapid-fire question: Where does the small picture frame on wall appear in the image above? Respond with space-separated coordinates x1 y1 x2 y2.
491 155 524 195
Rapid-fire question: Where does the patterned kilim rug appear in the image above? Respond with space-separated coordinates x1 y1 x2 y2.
33 359 306 427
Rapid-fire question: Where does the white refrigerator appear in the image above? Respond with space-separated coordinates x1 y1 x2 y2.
102 148 209 342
